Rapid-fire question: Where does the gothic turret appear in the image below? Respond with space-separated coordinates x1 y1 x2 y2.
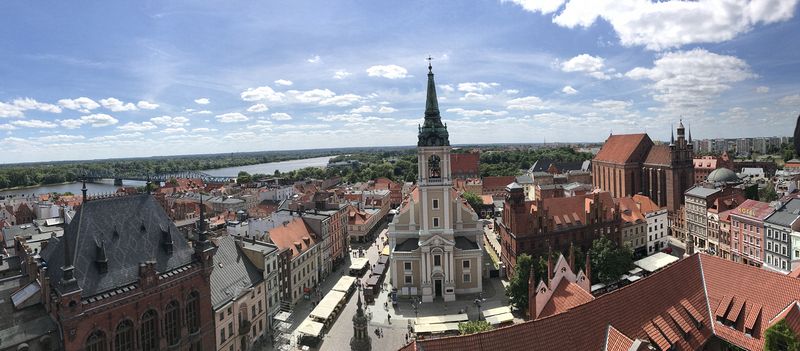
417 59 449 147
350 285 372 351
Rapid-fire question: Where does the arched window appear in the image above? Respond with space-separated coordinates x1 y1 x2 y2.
86 330 107 351
114 320 134 351
186 291 200 334
165 301 181 345
428 155 441 179
140 310 158 351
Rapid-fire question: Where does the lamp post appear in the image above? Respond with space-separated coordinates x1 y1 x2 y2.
474 298 483 321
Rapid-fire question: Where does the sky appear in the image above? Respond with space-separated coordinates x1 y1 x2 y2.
1 0 799 163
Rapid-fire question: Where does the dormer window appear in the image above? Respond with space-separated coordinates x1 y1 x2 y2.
428 155 441 179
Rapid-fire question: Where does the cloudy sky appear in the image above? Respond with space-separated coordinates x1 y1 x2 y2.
1 0 799 163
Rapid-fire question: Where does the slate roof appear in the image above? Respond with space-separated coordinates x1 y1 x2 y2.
210 236 263 309
685 186 721 199
765 198 800 227
454 237 479 250
40 194 195 299
594 134 653 165
528 159 586 173
407 254 800 351
395 238 420 252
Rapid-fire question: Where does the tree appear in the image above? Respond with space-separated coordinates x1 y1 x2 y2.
236 171 252 184
590 236 634 284
462 191 483 214
505 254 534 311
458 320 493 335
760 182 779 202
167 177 179 187
764 320 800 351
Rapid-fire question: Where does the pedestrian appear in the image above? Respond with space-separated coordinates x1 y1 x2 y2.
388 314 392 324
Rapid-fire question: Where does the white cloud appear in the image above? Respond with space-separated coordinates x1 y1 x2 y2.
100 97 137 111
320 94 362 106
307 55 321 64
241 86 285 102
457 82 500 92
195 110 212 115
562 85 578 95
507 96 546 110
58 97 100 112
12 119 58 128
271 112 293 120
288 89 336 103
592 100 633 114
504 89 520 95
333 70 351 79
561 54 612 79
59 113 119 128
507 0 800 50
779 94 800 106
216 112 249 123
378 106 397 114
191 128 217 133
247 103 269 113
439 84 455 93
150 115 189 127
460 92 492 101
117 121 157 131
12 98 62 113
626 49 754 113
136 100 159 109
756 86 770 94
446 108 508 117
0 102 24 118
0 124 16 130
40 134 85 143
366 65 408 79
161 127 187 134
351 105 373 113
274 79 293 86
194 98 210 105
90 132 143 141
224 131 257 140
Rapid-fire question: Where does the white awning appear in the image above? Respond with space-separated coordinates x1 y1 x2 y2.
414 322 461 334
634 252 679 273
484 312 514 325
481 306 511 319
296 319 324 337
274 311 292 322
415 313 469 325
309 290 347 321
332 276 356 293
349 257 370 271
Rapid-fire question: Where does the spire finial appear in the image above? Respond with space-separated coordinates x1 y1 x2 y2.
427 55 433 73
671 123 675 145
81 178 88 203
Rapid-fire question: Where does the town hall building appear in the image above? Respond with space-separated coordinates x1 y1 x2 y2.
388 62 484 302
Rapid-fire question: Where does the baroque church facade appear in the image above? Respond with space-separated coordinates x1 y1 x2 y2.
388 63 483 302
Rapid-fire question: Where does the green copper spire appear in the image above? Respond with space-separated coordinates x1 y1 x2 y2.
418 58 449 147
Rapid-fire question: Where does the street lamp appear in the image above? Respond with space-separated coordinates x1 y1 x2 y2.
474 298 483 321
412 297 421 318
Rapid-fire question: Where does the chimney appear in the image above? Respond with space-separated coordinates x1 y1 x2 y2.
96 241 108 273
585 252 591 285
546 246 553 284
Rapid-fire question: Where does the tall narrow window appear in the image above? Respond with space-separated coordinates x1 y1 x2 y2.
165 301 180 346
86 330 107 351
432 199 439 209
186 291 200 334
114 320 134 351
434 254 441 267
140 310 158 351
433 217 440 228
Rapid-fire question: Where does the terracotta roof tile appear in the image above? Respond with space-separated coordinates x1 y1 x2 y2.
594 133 653 164
267 218 317 259
604 325 634 351
482 176 516 189
644 144 672 166
538 279 595 318
451 153 480 175
715 295 733 319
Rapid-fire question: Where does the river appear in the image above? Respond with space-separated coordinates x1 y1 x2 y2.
0 155 336 198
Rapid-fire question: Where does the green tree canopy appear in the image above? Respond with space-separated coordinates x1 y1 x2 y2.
505 253 534 311
764 319 800 351
236 171 252 184
590 236 634 284
458 320 493 335
462 191 483 213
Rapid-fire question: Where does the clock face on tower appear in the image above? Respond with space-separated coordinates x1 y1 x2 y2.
428 155 441 179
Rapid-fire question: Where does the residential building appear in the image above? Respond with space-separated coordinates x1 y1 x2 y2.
210 236 268 351
615 196 648 257
36 193 217 351
528 158 590 174
388 64 484 302
498 185 621 278
683 168 745 252
235 237 281 327
730 199 775 267
629 194 668 256
406 253 800 351
482 176 516 197
450 152 480 180
347 205 383 243
718 210 734 260
692 152 734 184
592 123 694 215
763 198 800 273
267 218 321 304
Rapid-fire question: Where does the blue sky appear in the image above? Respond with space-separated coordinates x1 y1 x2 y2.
1 0 799 163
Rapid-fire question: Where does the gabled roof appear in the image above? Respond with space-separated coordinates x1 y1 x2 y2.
408 254 800 351
538 279 595 319
604 325 635 351
210 236 263 309
451 152 480 174
729 199 775 221
643 144 672 166
631 194 662 214
482 176 516 189
267 218 317 259
40 194 195 299
594 134 653 164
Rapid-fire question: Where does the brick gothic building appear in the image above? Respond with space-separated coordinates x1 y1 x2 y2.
39 192 216 351
498 183 621 278
592 123 694 215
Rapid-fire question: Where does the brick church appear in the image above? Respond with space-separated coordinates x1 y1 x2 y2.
592 122 694 214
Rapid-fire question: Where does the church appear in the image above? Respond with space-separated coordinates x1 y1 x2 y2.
388 62 484 302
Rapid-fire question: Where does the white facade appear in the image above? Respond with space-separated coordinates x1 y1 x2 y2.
646 208 669 255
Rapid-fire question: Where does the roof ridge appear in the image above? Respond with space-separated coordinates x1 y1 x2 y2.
697 253 715 337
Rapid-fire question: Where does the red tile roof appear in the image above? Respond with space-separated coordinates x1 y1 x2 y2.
538 279 595 318
604 325 634 351
631 194 662 214
730 199 775 221
615 197 646 224
407 254 800 351
268 218 317 259
451 152 480 175
482 176 516 190
594 133 652 164
644 144 672 166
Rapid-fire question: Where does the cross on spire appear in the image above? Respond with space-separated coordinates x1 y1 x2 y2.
427 55 433 73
